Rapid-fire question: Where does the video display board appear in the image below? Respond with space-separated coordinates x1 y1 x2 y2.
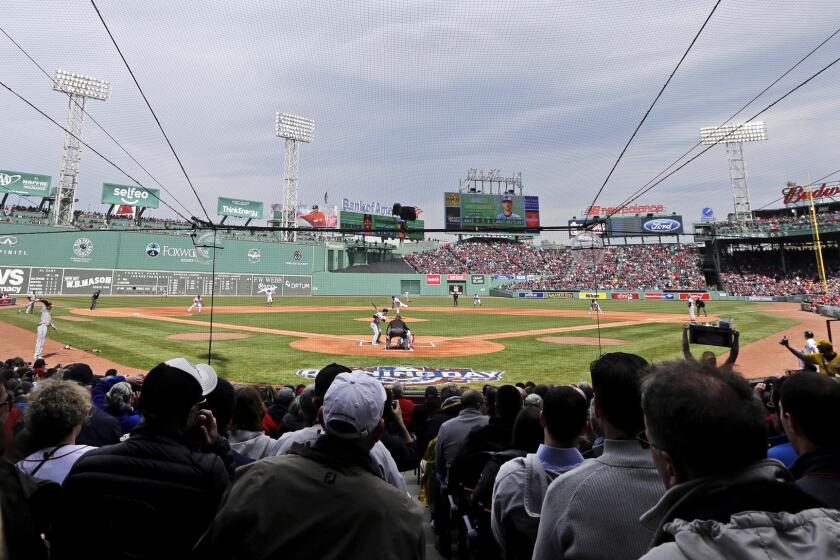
445 192 540 231
339 211 424 240
606 215 684 237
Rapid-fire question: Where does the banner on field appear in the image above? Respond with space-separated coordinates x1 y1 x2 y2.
578 292 607 299
447 274 467 281
297 365 503 385
678 292 710 300
218 197 264 219
611 292 640 300
0 170 51 197
518 292 545 298
547 291 575 299
101 183 161 209
644 292 663 300
470 275 485 285
426 274 441 285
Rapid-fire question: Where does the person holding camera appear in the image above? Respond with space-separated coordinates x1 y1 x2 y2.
682 325 739 368
780 336 840 377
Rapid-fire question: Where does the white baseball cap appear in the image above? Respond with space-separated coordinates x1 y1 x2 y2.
323 370 387 439
165 358 218 396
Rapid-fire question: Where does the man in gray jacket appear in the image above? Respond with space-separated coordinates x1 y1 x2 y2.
435 389 488 482
492 385 588 559
533 353 663 560
638 361 837 560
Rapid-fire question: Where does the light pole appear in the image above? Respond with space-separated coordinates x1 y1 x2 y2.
51 70 111 226
700 121 767 221
275 112 314 243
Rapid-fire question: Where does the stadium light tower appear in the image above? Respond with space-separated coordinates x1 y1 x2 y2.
275 112 314 243
51 70 111 226
700 121 767 221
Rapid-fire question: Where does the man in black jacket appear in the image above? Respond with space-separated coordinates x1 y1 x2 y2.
55 358 229 560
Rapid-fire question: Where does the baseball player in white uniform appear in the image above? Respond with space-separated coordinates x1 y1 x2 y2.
801 330 819 370
688 297 697 323
589 298 602 318
34 300 57 360
258 286 277 306
187 295 203 313
18 291 36 314
473 294 481 306
392 296 408 312
370 308 388 345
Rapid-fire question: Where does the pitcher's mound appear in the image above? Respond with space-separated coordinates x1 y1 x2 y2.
538 336 628 346
167 332 252 341
290 335 503 357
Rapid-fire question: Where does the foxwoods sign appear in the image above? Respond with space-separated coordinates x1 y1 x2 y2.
296 365 503 385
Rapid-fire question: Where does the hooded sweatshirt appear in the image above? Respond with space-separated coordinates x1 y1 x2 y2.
228 429 283 460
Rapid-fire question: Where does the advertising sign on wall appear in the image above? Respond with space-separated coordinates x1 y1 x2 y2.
547 292 575 299
339 211 424 240
606 215 684 237
470 275 485 285
0 170 51 197
447 274 467 282
611 292 640 300
217 197 264 219
518 292 545 298
578 292 607 299
425 274 441 285
101 183 161 209
678 292 710 300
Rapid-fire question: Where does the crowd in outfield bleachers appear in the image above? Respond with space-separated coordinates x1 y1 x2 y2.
2 350 840 559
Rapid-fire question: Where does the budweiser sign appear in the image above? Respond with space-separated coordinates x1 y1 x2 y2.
586 203 665 216
782 184 840 205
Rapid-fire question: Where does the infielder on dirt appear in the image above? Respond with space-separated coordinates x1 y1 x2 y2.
370 307 388 345
474 294 481 306
588 298 602 318
34 300 57 361
688 296 697 322
187 294 203 313
18 291 36 314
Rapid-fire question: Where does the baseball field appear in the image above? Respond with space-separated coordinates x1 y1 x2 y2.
0 295 813 385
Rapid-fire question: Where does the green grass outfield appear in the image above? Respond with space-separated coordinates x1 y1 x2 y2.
0 296 795 386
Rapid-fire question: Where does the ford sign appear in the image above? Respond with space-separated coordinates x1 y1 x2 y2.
642 218 682 233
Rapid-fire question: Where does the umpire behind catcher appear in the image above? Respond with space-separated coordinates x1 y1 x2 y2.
386 315 408 350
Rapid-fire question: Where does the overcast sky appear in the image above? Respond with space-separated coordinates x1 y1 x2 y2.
2 1 840 241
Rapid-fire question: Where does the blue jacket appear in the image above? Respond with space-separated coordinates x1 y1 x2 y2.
92 376 142 435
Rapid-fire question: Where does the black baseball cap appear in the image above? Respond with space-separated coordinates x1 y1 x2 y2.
314 363 353 398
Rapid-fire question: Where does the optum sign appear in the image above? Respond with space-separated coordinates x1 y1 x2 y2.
101 183 161 209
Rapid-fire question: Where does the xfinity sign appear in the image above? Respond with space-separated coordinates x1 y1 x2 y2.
642 218 683 234
101 183 160 209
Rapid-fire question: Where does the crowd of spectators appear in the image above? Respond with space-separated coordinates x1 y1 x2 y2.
719 249 840 297
406 240 707 291
715 210 840 237
2 349 840 559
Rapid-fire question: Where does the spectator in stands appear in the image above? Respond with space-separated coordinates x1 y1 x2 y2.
261 386 296 437
62 363 122 448
760 377 799 468
194 370 425 559
412 385 440 438
449 384 523 489
275 363 407 492
781 336 840 377
435 389 488 482
781 371 840 509
55 358 229 559
682 325 740 368
492 385 588 559
228 385 283 459
92 373 142 434
16 379 94 484
0 375 53 560
416 384 462 459
380 387 420 472
202 376 253 471
638 361 833 559
533 353 662 560
392 382 414 431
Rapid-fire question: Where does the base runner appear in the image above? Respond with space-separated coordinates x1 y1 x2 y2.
187 295 203 313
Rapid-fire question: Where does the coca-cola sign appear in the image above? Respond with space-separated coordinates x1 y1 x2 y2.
782 184 840 205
